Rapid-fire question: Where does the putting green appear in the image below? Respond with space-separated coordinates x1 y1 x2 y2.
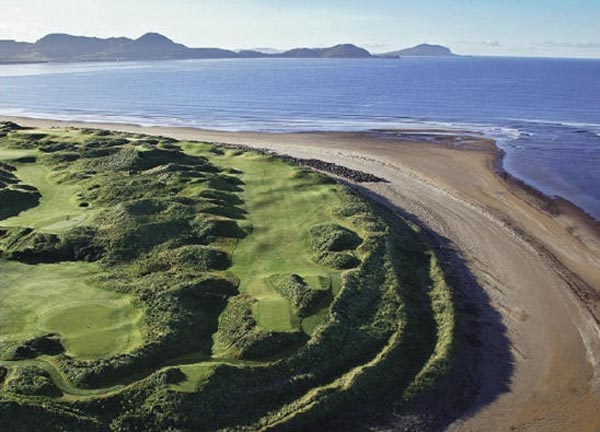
0 164 96 233
0 261 143 360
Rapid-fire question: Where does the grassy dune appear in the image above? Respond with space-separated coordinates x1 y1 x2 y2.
0 122 456 431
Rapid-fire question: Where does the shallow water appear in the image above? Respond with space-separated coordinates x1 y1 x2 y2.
1 57 599 218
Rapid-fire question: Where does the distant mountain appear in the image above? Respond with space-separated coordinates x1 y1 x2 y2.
36 33 131 59
382 44 456 57
0 40 33 59
0 33 375 63
283 44 371 58
91 33 186 60
0 34 131 62
324 44 372 58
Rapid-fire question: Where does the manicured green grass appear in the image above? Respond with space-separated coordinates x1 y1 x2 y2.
198 149 348 334
0 261 143 359
0 149 36 161
169 364 216 393
0 164 96 233
300 305 330 335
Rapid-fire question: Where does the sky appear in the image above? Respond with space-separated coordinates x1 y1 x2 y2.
1 0 600 58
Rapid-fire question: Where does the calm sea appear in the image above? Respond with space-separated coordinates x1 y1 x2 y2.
1 57 599 219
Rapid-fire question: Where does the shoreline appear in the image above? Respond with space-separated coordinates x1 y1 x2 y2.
2 115 600 431
491 146 600 229
2 114 598 229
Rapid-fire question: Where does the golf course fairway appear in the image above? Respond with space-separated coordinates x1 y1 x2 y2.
0 122 456 431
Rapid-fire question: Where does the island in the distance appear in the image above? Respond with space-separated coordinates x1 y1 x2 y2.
0 32 457 63
382 43 456 57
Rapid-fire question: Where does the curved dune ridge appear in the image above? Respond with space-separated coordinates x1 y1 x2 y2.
0 122 457 431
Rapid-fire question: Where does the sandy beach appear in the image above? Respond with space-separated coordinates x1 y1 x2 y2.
2 115 600 431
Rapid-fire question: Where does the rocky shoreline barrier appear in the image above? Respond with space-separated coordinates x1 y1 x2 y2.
214 142 386 183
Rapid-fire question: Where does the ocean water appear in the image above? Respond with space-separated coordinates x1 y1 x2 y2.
1 57 599 219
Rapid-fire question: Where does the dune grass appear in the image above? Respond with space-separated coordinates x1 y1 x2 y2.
0 261 143 360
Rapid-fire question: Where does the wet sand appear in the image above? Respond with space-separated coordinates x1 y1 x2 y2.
2 116 600 431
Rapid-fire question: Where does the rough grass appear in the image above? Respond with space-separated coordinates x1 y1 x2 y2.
213 294 304 360
4 365 63 398
402 253 456 400
269 274 329 318
309 223 362 252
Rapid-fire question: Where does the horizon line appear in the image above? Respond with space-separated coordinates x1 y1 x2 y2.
2 31 600 60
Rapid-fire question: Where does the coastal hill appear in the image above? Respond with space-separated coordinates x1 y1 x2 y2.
0 32 453 63
237 44 371 59
383 43 456 57
95 33 239 60
280 44 372 58
33 33 131 59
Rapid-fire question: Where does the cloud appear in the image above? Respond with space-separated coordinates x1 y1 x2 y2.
362 43 389 51
482 40 500 47
534 41 600 49
454 40 501 48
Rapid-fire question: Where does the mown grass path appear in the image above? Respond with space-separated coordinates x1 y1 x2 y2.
215 151 346 333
